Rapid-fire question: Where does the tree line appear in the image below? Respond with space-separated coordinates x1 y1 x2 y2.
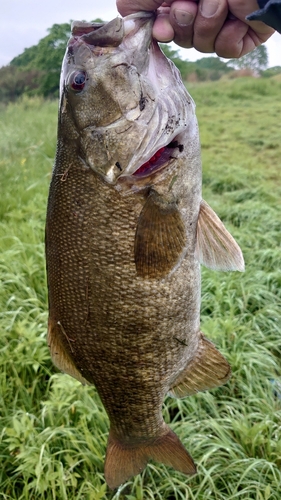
0 21 280 103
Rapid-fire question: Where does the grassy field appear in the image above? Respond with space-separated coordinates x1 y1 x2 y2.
0 77 281 499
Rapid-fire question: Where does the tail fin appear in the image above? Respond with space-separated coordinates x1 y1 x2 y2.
104 425 196 489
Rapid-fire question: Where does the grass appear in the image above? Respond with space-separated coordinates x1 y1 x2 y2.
0 78 281 499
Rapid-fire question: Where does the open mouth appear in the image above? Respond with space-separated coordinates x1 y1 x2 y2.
133 141 183 178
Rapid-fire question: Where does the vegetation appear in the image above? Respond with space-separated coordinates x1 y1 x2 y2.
160 45 234 82
0 20 100 101
5 23 71 100
1 77 281 499
261 66 281 78
228 45 269 73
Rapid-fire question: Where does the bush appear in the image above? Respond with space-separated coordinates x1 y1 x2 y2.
0 65 43 102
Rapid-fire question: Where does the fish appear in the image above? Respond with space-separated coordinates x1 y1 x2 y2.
45 12 244 489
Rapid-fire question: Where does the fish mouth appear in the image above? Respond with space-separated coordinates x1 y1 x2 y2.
132 140 183 179
70 12 154 48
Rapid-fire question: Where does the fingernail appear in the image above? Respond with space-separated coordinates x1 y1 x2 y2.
200 0 219 18
174 9 195 26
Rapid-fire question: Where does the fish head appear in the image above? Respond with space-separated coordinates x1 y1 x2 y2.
59 13 197 190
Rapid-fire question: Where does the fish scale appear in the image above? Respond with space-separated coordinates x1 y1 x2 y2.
47 150 200 429
46 12 244 489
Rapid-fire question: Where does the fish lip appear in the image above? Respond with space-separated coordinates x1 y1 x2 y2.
70 12 155 48
79 136 179 188
80 137 180 189
81 118 183 185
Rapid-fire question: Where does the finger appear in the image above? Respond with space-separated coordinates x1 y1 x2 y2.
116 0 163 16
152 9 175 42
167 1 199 48
214 18 274 58
192 0 229 53
225 1 275 46
227 0 275 33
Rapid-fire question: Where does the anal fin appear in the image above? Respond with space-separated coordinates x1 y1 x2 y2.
196 199 244 271
169 333 231 398
134 189 186 279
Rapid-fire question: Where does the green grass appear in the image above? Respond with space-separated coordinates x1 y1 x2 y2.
0 79 281 499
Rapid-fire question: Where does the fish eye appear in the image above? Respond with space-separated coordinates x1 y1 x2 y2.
70 71 87 92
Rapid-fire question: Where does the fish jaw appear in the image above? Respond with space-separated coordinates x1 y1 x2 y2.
59 13 196 189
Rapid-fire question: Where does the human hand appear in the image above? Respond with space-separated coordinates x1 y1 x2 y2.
116 0 275 58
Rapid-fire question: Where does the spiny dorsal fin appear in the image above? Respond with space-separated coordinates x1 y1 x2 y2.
104 424 196 489
195 200 244 271
169 333 231 398
134 190 186 279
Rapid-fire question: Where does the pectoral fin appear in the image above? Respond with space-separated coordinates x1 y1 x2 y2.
169 334 231 398
195 200 244 271
134 190 186 279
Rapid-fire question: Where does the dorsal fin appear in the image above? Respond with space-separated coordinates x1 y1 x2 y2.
195 200 244 271
134 190 186 279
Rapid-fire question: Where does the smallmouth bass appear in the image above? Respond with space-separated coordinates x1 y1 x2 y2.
45 12 244 489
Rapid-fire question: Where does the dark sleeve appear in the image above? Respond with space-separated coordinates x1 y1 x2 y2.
247 0 281 33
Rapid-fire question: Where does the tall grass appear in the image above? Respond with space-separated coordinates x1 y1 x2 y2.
0 79 280 499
